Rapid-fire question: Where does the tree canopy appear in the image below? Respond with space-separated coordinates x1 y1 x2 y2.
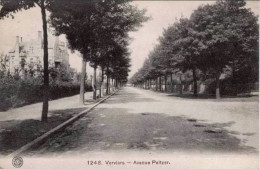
130 0 259 98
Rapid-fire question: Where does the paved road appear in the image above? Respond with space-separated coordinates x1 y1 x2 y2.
26 87 258 156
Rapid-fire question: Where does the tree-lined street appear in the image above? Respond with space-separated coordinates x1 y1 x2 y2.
0 1 258 168
130 0 258 99
26 86 258 156
0 0 148 122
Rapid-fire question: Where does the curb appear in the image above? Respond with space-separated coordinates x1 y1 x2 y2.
8 90 119 158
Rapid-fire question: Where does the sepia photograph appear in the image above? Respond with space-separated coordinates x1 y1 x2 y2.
0 0 259 168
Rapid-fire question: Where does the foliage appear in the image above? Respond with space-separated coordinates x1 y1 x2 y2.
0 77 92 111
49 0 148 77
49 63 74 82
130 0 259 97
0 0 55 121
0 53 9 78
205 78 252 95
49 0 148 99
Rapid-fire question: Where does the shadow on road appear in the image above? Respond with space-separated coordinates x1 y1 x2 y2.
9 88 257 156
27 106 257 156
0 107 86 155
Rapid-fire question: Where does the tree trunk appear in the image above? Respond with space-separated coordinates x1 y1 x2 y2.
156 77 158 91
106 66 109 95
232 60 238 96
106 75 109 95
109 78 111 93
171 73 173 93
216 73 221 99
192 67 198 97
179 75 183 95
159 76 162 92
106 78 109 94
112 78 114 91
93 65 97 100
160 76 163 92
99 67 104 98
164 75 167 93
40 2 49 122
80 57 86 104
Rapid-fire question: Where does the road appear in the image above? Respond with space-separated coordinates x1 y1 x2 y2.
21 86 258 168
27 86 258 153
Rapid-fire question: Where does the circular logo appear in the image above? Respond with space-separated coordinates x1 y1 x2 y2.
12 156 23 168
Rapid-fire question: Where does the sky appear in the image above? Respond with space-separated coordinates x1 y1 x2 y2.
0 1 259 77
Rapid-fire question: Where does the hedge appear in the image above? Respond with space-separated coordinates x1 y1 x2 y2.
205 78 253 96
0 78 92 111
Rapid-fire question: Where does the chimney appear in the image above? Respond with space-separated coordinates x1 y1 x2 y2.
16 36 19 44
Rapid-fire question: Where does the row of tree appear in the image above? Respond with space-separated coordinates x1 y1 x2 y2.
0 0 148 122
129 0 259 98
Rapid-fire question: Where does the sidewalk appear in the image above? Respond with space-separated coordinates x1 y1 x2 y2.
0 89 116 122
0 89 116 155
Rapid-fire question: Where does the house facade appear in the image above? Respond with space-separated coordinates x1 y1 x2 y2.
8 31 69 76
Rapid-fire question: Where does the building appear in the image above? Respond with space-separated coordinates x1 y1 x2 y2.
7 31 69 75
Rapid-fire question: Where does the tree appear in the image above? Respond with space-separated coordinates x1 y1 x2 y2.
157 18 203 96
110 48 131 87
49 62 74 82
130 0 258 99
223 0 259 93
49 1 99 103
100 39 131 94
191 0 259 98
174 18 201 96
0 53 9 79
49 0 148 103
0 0 55 122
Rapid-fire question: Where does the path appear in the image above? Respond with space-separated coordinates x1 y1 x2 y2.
0 91 96 121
